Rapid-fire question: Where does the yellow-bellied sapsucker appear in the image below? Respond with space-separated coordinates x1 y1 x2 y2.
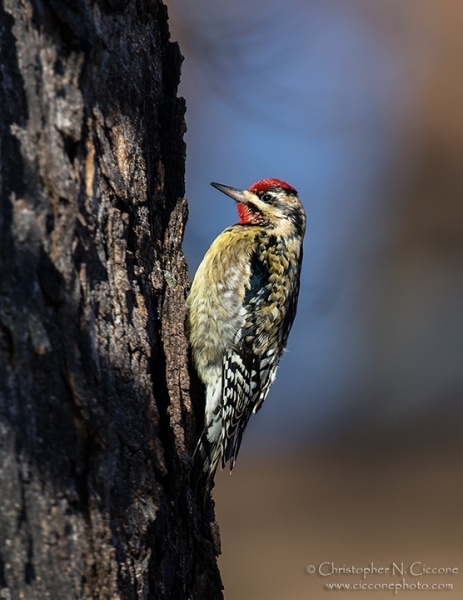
187 178 306 494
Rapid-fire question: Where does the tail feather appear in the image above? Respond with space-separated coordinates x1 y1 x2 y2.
192 428 221 507
192 351 274 506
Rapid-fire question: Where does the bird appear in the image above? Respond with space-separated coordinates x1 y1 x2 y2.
186 178 306 497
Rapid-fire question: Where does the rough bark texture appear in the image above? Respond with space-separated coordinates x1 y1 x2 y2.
0 1 222 598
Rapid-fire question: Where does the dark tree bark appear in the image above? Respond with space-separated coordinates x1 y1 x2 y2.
0 1 222 598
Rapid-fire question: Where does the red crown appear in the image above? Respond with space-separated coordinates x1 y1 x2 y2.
248 178 297 195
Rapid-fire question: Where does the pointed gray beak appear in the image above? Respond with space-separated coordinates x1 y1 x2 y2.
210 182 248 204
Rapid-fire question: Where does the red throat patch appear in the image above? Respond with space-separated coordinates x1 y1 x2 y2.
237 203 260 225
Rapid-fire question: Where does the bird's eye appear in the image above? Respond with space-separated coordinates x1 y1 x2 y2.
262 193 272 202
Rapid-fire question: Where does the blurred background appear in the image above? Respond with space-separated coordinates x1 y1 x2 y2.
165 1 462 598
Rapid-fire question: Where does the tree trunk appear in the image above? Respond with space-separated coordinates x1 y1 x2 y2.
0 1 222 598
